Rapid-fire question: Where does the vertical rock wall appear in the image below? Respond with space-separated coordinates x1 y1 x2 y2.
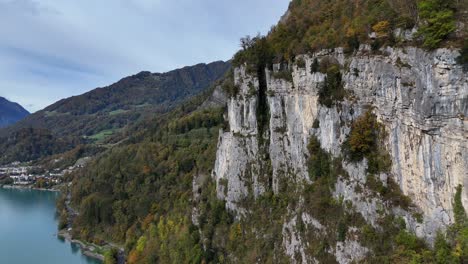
211 45 467 262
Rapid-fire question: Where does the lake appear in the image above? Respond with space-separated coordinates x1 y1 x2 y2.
0 187 101 264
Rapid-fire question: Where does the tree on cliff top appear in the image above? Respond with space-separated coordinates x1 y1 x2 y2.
417 0 457 49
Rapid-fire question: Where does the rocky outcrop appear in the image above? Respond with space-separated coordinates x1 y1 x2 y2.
199 85 229 110
212 45 467 262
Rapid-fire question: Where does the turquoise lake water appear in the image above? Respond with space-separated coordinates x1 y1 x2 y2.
0 187 101 264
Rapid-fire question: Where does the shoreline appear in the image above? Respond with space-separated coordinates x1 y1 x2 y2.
61 189 126 264
58 229 105 262
1 184 105 263
2 183 123 263
1 184 60 192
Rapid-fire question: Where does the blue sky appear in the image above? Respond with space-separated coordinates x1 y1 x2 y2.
0 0 290 112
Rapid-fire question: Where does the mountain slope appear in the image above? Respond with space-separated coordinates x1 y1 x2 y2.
1 61 230 138
0 61 230 164
0 97 29 128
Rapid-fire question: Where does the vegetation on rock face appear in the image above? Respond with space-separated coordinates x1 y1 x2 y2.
295 57 306 68
358 186 468 263
318 63 345 108
417 0 457 49
232 35 272 140
305 135 425 263
232 0 466 65
220 70 239 97
305 131 468 263
457 41 468 71
445 185 468 261
345 110 381 161
272 69 293 82
266 0 415 59
344 109 391 175
307 136 331 180
372 20 392 38
310 58 320 73
409 185 468 263
256 66 270 141
233 35 274 70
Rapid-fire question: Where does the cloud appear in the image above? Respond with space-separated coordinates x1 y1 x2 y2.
0 0 290 112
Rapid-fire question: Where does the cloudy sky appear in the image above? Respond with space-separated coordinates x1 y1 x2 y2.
0 0 290 113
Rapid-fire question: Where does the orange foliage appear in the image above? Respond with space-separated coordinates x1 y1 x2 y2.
142 214 154 230
372 20 391 37
127 250 140 264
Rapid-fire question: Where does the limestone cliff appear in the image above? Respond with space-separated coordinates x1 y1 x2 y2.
211 45 467 263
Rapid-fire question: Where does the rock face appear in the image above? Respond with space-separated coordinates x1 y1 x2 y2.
211 45 467 262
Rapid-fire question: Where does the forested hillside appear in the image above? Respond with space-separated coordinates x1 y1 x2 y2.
59 90 230 263
235 0 467 65
0 61 229 164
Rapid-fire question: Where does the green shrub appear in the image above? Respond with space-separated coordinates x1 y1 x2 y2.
434 232 458 263
318 65 345 108
371 39 383 52
58 210 68 230
272 70 293 82
345 110 382 161
417 0 456 49
344 109 394 177
395 230 423 251
307 136 331 180
310 58 320 73
453 185 467 226
456 41 468 71
296 57 306 68
337 219 348 242
103 248 119 264
372 20 391 38
221 72 239 97
318 57 338 74
233 34 274 69
367 150 392 174
432 186 468 263
345 34 360 53
312 119 320 129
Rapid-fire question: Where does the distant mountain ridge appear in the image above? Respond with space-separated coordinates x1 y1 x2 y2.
0 61 230 164
0 97 29 128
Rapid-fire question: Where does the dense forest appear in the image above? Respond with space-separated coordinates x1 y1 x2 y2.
59 89 230 263
0 128 80 164
234 0 467 67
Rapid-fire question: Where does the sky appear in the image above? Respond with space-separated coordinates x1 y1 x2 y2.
0 0 290 113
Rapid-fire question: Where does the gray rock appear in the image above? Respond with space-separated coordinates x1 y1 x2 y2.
210 45 468 261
